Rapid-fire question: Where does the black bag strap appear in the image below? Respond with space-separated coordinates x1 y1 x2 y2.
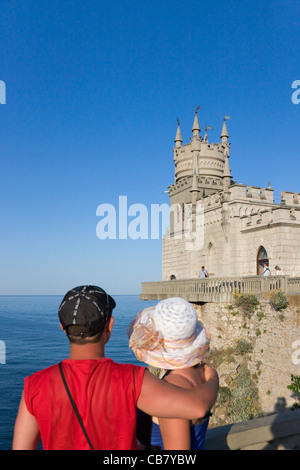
58 362 94 450
136 371 172 450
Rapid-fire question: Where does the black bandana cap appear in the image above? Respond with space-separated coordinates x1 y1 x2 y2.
58 285 116 337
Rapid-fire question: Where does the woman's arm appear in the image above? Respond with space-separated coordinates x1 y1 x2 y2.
159 417 191 450
137 364 218 420
12 391 40 450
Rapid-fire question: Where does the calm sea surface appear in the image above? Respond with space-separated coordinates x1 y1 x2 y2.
0 295 158 450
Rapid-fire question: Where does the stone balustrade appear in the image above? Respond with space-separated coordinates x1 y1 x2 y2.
140 275 300 302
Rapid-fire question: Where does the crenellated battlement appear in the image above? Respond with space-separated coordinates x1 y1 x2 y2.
281 191 300 206
196 184 300 233
173 142 226 181
168 175 223 197
224 185 300 207
199 183 275 210
228 184 274 203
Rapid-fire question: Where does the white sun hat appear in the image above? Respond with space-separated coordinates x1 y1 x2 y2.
127 297 210 369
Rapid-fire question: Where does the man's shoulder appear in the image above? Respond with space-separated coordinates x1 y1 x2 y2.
26 363 60 381
24 363 61 395
109 360 145 373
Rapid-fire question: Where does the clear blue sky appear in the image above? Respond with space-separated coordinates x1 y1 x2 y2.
0 0 299 295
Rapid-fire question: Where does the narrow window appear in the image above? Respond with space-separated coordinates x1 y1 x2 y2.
257 246 269 275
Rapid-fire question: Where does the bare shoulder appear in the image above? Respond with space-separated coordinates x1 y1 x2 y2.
164 372 193 389
164 365 205 389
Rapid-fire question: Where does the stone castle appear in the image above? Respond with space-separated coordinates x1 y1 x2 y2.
140 110 300 448
162 109 300 281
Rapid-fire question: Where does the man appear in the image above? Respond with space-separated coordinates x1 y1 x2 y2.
13 285 219 450
262 263 271 276
199 266 208 278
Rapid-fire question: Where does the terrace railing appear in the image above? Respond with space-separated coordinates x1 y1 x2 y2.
140 275 300 303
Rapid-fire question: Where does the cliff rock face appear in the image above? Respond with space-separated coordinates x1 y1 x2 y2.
193 294 300 425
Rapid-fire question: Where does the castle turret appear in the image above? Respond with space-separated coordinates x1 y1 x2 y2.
192 106 201 139
190 169 199 198
191 107 201 174
203 128 208 143
223 151 232 192
222 117 232 193
190 170 199 232
174 119 183 148
221 116 229 146
203 125 213 143
173 110 229 187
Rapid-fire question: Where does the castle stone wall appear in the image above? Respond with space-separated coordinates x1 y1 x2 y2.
163 183 300 280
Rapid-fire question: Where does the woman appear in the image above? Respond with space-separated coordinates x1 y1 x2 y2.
128 297 212 450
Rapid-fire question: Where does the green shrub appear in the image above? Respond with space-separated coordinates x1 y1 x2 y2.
218 386 232 404
268 289 289 311
236 339 253 355
233 293 260 316
256 311 265 321
228 365 262 422
232 365 251 388
287 374 300 410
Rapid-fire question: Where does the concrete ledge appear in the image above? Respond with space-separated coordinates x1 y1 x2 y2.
204 410 300 450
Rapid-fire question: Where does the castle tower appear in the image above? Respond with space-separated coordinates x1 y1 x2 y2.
158 108 300 284
170 109 232 206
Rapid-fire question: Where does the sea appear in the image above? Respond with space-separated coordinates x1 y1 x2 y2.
0 294 158 450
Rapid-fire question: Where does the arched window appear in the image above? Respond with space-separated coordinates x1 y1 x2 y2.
169 274 176 280
257 246 269 275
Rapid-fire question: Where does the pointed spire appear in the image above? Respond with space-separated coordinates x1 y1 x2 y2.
174 118 183 147
221 116 229 142
203 125 212 143
192 106 201 137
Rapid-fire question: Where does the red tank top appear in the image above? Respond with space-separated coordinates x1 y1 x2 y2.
24 358 145 450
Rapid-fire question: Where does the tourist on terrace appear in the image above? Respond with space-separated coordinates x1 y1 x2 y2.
199 266 209 278
262 263 271 276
